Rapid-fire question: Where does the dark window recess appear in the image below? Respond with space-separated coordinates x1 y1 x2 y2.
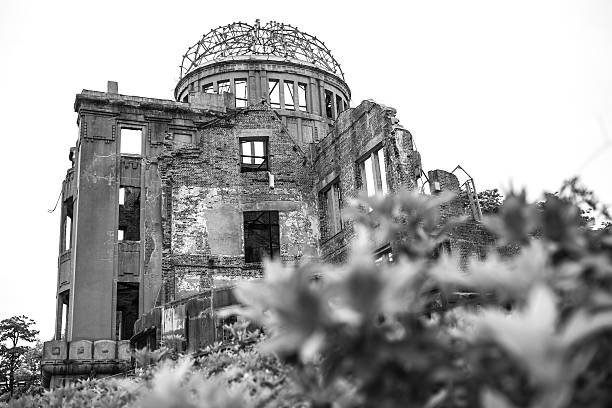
374 244 394 265
240 138 268 172
116 282 139 340
319 181 343 240
325 90 333 118
202 83 214 93
118 186 140 241
217 315 238 342
336 94 343 117
62 198 74 251
244 211 280 263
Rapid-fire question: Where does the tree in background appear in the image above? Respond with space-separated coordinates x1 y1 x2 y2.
0 316 39 400
460 188 504 215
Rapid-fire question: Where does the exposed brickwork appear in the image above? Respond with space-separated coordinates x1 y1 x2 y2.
313 100 421 263
158 107 319 302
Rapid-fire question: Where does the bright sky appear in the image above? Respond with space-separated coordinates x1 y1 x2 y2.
0 0 610 340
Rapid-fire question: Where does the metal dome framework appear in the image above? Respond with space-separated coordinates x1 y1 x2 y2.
180 20 345 80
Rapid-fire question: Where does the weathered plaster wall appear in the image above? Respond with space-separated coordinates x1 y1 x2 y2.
159 107 319 302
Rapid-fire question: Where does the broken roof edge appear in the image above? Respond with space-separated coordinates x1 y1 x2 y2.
74 89 229 116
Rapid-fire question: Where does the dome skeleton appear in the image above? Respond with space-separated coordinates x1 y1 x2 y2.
180 20 345 80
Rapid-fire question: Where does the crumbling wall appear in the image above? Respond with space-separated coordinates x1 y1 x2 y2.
159 107 319 302
428 170 496 262
313 100 421 263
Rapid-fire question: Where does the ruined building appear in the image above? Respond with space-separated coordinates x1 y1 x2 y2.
42 21 486 387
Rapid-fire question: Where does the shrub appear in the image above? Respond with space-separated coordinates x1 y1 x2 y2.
7 181 612 408
233 185 612 408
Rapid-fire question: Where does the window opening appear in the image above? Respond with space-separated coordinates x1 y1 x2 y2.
243 211 280 263
320 180 343 240
120 128 142 155
240 138 268 172
118 186 140 240
374 245 394 265
283 81 295 110
336 95 343 117
217 79 231 95
57 291 70 340
234 78 248 107
202 83 214 93
298 83 307 112
116 282 139 340
268 79 280 108
359 146 389 196
325 90 333 118
62 198 74 251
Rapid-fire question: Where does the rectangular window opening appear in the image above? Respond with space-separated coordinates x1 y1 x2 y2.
284 81 295 110
268 79 280 108
58 291 69 340
298 83 307 112
320 180 343 240
202 83 214 93
235 78 248 107
217 80 231 95
120 128 142 156
62 198 74 251
240 138 268 172
116 282 139 340
243 211 280 263
358 146 389 196
335 95 343 117
325 90 333 118
118 186 140 241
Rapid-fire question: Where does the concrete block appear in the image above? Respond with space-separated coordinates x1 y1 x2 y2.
69 340 93 360
43 340 67 361
93 340 116 360
117 340 132 361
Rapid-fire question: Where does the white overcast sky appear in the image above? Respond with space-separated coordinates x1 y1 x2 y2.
0 0 610 340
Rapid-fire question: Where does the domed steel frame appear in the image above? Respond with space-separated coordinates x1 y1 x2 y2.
179 20 345 80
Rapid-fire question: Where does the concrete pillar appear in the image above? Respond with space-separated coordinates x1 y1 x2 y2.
318 79 326 119
309 78 318 114
248 70 257 105
260 70 268 104
279 79 286 110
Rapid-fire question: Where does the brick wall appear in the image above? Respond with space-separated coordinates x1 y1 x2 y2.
313 100 421 263
158 107 319 301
